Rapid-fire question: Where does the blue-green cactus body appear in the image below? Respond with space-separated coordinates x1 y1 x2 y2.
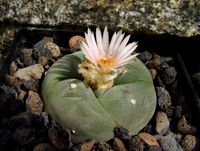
41 51 156 143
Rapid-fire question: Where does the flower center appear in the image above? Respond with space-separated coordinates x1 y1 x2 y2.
98 57 115 68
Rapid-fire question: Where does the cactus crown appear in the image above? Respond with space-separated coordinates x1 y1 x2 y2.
41 27 157 143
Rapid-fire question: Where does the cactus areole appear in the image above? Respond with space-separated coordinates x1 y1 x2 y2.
41 28 157 143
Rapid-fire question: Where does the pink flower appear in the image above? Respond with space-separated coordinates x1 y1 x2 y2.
81 27 138 71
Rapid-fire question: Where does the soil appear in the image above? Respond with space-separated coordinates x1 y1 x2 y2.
0 27 200 151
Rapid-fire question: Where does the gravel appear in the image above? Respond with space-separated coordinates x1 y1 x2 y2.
0 34 199 151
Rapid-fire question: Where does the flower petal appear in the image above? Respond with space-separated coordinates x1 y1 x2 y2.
114 35 130 57
85 31 99 61
115 42 137 62
96 27 105 56
81 41 97 65
108 30 122 54
115 53 138 68
120 43 138 60
103 26 109 52
112 33 125 55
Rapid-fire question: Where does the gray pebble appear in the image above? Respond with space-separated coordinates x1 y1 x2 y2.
22 79 39 91
160 57 174 69
161 66 177 84
129 136 144 151
137 51 152 63
156 87 172 112
33 112 49 127
156 135 183 151
146 145 162 151
20 48 35 66
174 105 182 119
166 131 183 143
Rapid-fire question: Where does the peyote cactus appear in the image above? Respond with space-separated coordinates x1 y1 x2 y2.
41 27 156 143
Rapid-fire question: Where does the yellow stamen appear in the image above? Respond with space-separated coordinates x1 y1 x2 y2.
98 57 115 67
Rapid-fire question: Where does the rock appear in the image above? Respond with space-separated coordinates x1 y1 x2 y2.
71 139 95 151
161 66 177 84
16 58 24 68
33 143 56 151
174 105 182 119
142 125 153 134
48 122 72 150
159 61 170 70
33 37 53 63
177 115 197 135
44 42 60 58
38 56 49 66
113 137 127 151
69 35 86 52
9 61 18 76
0 25 17 56
129 136 144 151
60 47 71 54
164 57 174 64
166 131 183 143
155 112 169 135
149 68 157 80
136 51 152 63
20 48 35 66
26 90 44 113
148 54 161 69
1 0 199 37
160 57 174 67
33 37 53 52
32 112 50 127
7 112 50 150
9 112 32 128
4 74 21 86
193 72 200 85
181 135 200 151
138 133 159 147
97 142 111 151
0 88 24 117
0 129 12 150
156 135 183 151
156 87 172 112
146 145 162 151
0 85 18 99
113 126 130 141
4 74 15 85
15 64 44 81
12 127 30 145
156 76 166 88
22 79 40 91
18 89 27 101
